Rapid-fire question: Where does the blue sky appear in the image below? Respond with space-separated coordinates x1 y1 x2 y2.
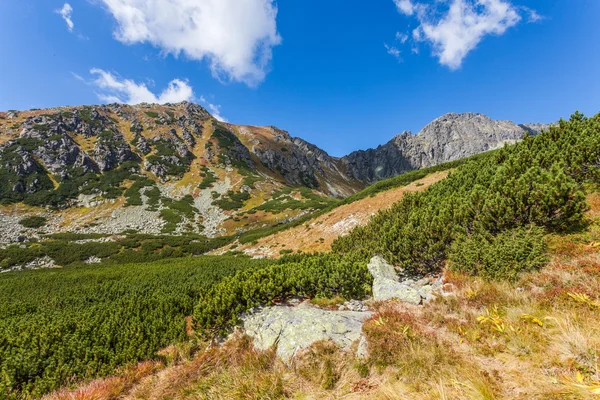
0 0 599 156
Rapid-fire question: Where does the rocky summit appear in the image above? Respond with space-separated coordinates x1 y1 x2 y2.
0 103 549 242
342 112 554 182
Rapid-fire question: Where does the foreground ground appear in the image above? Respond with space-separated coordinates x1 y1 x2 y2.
46 192 600 400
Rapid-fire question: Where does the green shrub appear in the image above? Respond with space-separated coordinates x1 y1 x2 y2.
0 256 272 398
213 190 250 210
333 113 597 275
198 167 217 189
194 253 372 335
145 111 159 118
19 216 47 228
449 226 549 281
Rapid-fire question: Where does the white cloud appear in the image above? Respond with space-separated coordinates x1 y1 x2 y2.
56 3 74 32
523 7 544 23
394 0 415 16
385 44 402 62
392 0 538 70
89 69 194 104
81 69 228 121
396 32 409 44
98 0 281 86
207 104 228 122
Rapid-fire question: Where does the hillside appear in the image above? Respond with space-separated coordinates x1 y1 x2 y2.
216 170 449 257
0 104 549 245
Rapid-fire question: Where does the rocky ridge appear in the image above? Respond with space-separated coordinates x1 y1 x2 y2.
0 104 551 241
342 112 554 182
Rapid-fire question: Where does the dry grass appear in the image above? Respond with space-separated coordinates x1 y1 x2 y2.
231 171 449 258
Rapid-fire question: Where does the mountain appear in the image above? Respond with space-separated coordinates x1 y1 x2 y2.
0 103 550 241
341 112 554 182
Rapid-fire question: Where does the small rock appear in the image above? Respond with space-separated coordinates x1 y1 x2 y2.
356 335 369 359
368 256 422 304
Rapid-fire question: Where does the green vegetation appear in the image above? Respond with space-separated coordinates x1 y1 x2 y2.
449 226 548 281
160 195 199 233
236 153 487 245
254 187 337 214
0 234 233 271
0 256 273 398
198 166 217 189
145 111 159 118
194 253 371 335
198 112 600 336
146 139 193 177
333 114 596 276
124 177 155 206
18 216 47 228
212 190 250 211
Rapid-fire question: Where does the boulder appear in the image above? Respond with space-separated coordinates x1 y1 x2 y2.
368 256 421 304
242 301 372 362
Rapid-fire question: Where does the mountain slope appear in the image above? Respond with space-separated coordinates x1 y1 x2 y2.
0 104 550 242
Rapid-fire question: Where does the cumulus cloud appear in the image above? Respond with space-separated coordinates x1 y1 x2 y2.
392 0 538 70
89 69 194 104
98 0 281 86
81 69 228 120
56 3 74 32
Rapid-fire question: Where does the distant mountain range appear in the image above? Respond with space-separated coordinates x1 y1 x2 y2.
0 102 552 239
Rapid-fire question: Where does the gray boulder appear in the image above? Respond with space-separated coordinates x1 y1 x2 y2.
368 256 421 304
242 301 372 362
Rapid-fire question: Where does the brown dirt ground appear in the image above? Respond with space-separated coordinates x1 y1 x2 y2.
227 171 449 258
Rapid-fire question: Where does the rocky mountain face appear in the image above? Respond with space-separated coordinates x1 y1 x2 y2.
341 113 553 182
0 104 550 241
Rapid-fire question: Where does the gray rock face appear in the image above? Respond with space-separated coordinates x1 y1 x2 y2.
342 113 555 182
368 256 421 304
20 115 97 178
241 301 372 362
252 126 356 190
93 132 137 172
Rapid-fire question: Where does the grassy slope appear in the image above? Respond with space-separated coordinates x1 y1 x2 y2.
218 151 495 253
50 190 600 400
225 171 449 258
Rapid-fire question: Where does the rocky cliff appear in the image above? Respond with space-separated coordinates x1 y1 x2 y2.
342 112 554 182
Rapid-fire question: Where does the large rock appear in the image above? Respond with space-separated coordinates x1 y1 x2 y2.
242 301 372 362
368 256 421 304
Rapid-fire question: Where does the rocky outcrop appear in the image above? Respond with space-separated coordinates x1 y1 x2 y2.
93 132 137 172
242 300 372 362
241 256 448 363
20 115 97 178
368 256 422 304
342 113 554 182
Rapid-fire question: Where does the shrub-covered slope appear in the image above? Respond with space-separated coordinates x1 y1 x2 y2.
196 112 600 332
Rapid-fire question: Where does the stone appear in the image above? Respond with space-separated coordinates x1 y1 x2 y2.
419 285 433 299
367 256 400 282
373 281 422 304
356 335 369 359
241 301 372 362
368 256 422 304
